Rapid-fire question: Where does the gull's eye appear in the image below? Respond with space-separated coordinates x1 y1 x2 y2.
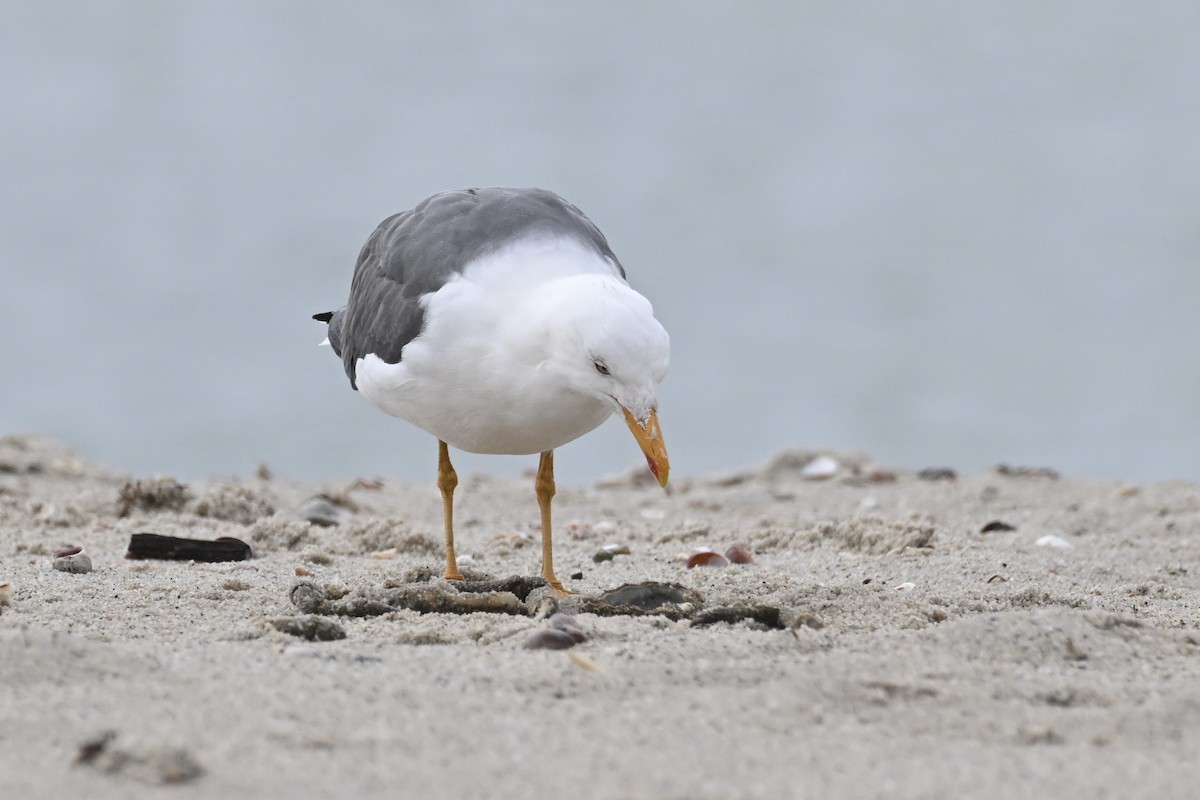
594 361 610 376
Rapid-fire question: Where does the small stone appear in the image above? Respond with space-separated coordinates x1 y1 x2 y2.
981 520 1017 533
863 464 897 483
523 628 578 650
298 495 341 527
547 613 587 643
593 544 630 563
724 544 753 564
918 467 957 481
569 571 583 580
53 547 93 574
0 581 13 611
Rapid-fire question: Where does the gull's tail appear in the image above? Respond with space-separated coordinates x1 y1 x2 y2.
312 309 345 356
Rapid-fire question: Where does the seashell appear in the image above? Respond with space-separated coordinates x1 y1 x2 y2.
1035 535 1072 550
893 581 916 591
567 651 604 672
724 544 753 564
298 495 340 527
800 455 839 480
53 547 93 574
369 548 398 559
523 627 577 650
0 581 13 610
687 548 730 569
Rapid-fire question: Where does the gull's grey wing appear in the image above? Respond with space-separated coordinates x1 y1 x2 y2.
315 187 623 389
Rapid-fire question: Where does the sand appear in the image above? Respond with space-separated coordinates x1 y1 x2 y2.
2 433 1198 799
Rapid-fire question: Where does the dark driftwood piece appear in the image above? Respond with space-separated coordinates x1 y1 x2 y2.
125 533 253 562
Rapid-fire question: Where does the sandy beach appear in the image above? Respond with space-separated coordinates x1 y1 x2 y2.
2 433 1198 799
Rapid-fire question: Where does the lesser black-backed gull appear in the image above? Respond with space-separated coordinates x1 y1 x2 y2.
315 187 669 594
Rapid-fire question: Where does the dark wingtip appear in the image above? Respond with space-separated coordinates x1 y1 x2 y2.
313 311 334 323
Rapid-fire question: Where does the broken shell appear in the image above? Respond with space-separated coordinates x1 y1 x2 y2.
53 547 93 574
686 548 730 569
523 628 578 650
567 651 604 672
1035 535 1072 550
369 548 398 559
724 544 753 564
893 581 916 591
800 455 839 480
918 467 957 481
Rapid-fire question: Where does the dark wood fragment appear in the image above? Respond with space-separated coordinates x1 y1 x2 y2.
125 533 253 562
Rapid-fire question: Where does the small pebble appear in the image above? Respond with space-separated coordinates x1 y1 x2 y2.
724 544 754 564
569 571 583 580
863 464 897 483
918 467 957 481
298 495 341 527
981 520 1017 533
369 548 398 559
523 628 578 650
593 544 631 563
1036 535 1072 550
547 613 587 643
800 455 839 480
294 566 312 577
0 581 13 610
687 548 730 568
53 546 93 574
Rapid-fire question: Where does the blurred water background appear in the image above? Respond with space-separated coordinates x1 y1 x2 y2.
3 2 1198 484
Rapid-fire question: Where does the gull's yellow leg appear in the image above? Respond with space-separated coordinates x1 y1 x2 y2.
438 440 464 581
536 450 574 595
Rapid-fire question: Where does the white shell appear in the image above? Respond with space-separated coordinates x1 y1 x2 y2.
801 455 840 480
1035 535 1072 550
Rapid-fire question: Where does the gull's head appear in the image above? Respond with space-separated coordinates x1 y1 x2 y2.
546 275 671 486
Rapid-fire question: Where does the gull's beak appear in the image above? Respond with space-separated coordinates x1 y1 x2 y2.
622 407 669 487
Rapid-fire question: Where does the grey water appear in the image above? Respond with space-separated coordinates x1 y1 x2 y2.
4 2 1198 485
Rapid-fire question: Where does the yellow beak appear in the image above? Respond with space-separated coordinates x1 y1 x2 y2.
622 407 669 487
